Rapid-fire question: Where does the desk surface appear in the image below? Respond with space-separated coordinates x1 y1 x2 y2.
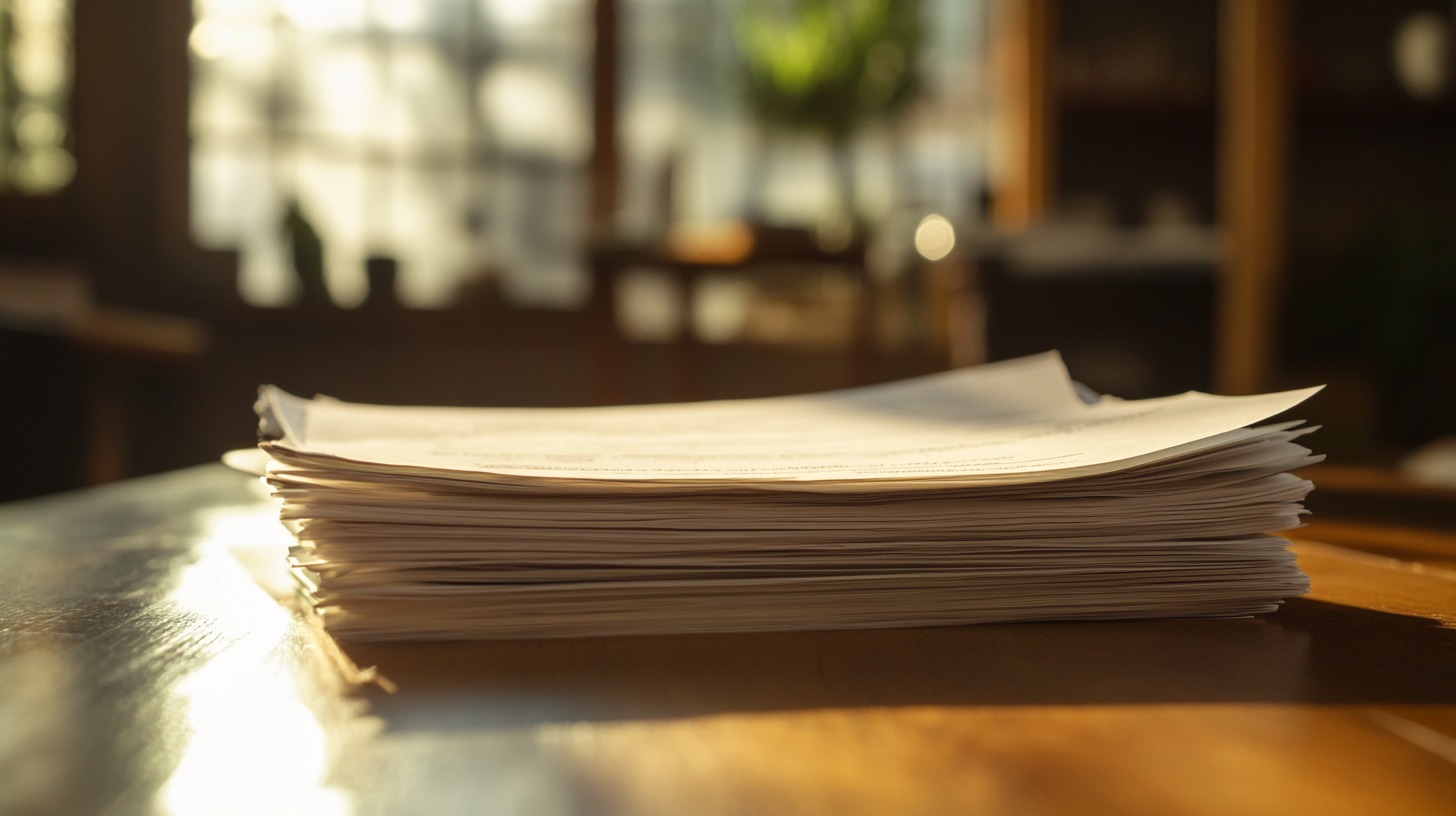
3 466 1455 816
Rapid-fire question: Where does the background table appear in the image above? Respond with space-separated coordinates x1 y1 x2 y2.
2 465 1454 815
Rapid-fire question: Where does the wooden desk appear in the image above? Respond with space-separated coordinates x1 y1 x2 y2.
3 466 1454 815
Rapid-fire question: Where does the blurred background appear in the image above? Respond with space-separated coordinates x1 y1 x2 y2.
2 0 1455 504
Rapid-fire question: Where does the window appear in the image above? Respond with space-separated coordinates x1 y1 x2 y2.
611 0 990 345
618 0 990 234
189 0 989 311
189 0 590 308
0 0 74 195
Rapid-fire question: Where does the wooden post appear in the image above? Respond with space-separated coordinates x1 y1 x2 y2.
588 0 623 403
990 0 1054 230
590 0 620 232
1218 0 1289 395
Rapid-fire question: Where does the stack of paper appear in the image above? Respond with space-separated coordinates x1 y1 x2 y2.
255 353 1322 640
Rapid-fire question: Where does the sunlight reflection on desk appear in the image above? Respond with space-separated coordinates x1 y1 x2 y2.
154 504 352 816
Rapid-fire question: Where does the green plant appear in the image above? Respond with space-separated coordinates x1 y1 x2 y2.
735 0 923 145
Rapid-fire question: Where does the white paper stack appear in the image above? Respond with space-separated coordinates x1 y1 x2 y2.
254 353 1323 640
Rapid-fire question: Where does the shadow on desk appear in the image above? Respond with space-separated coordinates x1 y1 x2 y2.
336 598 1456 732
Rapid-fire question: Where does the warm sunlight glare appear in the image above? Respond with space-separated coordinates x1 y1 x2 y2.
154 506 350 816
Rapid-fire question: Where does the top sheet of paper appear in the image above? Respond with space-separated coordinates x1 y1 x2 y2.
258 352 1321 485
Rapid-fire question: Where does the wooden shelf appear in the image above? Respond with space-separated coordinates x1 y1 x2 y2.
1296 94 1456 126
1059 92 1214 115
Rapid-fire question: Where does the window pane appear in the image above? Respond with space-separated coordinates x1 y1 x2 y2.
383 164 474 307
190 143 277 248
194 0 273 26
372 0 468 38
190 0 590 308
0 0 74 195
382 41 472 152
277 0 368 33
290 38 381 142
